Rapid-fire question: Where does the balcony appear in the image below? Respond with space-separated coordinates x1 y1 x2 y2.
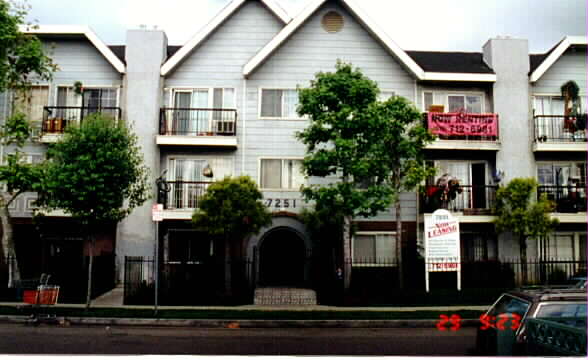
424 112 500 151
41 106 122 142
538 185 587 223
157 108 237 148
421 185 498 222
159 181 212 220
533 115 587 152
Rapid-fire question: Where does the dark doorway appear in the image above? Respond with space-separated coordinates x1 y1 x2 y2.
471 163 487 208
259 228 306 287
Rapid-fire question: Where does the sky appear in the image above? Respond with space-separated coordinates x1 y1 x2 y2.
25 0 587 53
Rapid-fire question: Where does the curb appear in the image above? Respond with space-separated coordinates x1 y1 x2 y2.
0 315 480 328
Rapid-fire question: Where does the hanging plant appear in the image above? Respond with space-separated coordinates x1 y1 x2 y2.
73 81 83 95
560 80 580 116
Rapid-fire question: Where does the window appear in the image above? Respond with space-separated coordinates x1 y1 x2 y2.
83 88 117 109
352 233 396 266
535 303 587 318
14 86 49 124
260 89 300 118
424 91 434 111
448 94 482 113
260 159 304 189
537 162 587 186
167 157 233 209
487 295 530 318
533 96 565 116
168 88 235 134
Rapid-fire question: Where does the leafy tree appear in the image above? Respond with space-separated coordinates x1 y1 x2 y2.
36 113 150 308
376 96 435 288
0 0 56 287
493 178 559 284
296 62 391 290
192 176 272 295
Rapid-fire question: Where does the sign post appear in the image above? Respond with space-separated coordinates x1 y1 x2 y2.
151 204 163 315
424 209 461 292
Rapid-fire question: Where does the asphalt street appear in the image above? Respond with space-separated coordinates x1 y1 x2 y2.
0 323 476 355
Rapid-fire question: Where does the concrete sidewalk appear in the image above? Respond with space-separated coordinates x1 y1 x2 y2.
0 301 488 328
0 302 488 312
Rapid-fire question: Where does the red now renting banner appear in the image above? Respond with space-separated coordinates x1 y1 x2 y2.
428 112 498 137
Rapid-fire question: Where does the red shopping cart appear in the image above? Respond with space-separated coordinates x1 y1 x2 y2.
18 274 60 324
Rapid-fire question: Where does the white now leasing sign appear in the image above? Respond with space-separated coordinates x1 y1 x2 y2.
425 209 461 292
152 204 163 222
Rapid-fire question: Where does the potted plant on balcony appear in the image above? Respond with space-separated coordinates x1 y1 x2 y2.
561 80 580 134
73 81 83 95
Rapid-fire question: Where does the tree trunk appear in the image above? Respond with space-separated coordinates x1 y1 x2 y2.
224 236 232 296
342 215 352 292
0 194 20 288
396 200 404 289
520 236 528 285
85 232 95 310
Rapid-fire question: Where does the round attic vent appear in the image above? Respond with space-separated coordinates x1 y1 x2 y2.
321 11 344 33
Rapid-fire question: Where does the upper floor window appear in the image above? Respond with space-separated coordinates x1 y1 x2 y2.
14 86 49 123
537 162 586 186
423 91 484 113
260 89 299 118
260 158 304 190
56 86 118 108
448 94 482 113
171 88 235 110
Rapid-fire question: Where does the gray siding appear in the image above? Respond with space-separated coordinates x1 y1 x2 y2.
533 49 587 95
45 39 122 104
245 1 417 220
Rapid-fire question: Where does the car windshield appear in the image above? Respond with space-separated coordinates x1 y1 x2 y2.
488 294 530 317
535 303 587 318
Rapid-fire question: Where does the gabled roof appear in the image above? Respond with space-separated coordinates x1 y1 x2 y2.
161 0 291 76
21 25 126 74
243 0 496 82
530 36 587 82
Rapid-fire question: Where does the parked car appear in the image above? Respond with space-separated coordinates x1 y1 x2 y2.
475 288 587 355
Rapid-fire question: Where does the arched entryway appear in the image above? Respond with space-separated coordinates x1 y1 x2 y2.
258 227 307 287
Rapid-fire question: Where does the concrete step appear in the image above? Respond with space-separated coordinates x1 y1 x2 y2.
254 287 317 306
91 285 124 306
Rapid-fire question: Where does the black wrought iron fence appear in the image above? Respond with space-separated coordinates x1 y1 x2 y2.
164 181 212 210
538 185 587 213
421 185 498 213
122 256 586 306
159 108 237 136
43 106 121 134
534 115 587 142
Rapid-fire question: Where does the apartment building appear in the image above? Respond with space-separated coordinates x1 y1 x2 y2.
2 0 585 302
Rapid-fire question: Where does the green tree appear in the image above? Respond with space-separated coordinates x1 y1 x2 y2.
296 62 396 290
493 178 559 284
36 114 150 308
0 0 56 287
192 176 272 295
376 96 435 288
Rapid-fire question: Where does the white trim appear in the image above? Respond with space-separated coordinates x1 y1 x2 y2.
243 0 425 79
161 0 290 77
156 135 237 147
20 25 125 74
261 0 292 24
530 36 587 83
422 72 497 82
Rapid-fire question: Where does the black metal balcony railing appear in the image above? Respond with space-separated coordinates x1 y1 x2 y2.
534 115 587 142
421 185 498 214
42 106 122 134
424 112 500 141
538 185 587 213
164 181 212 210
159 108 237 136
